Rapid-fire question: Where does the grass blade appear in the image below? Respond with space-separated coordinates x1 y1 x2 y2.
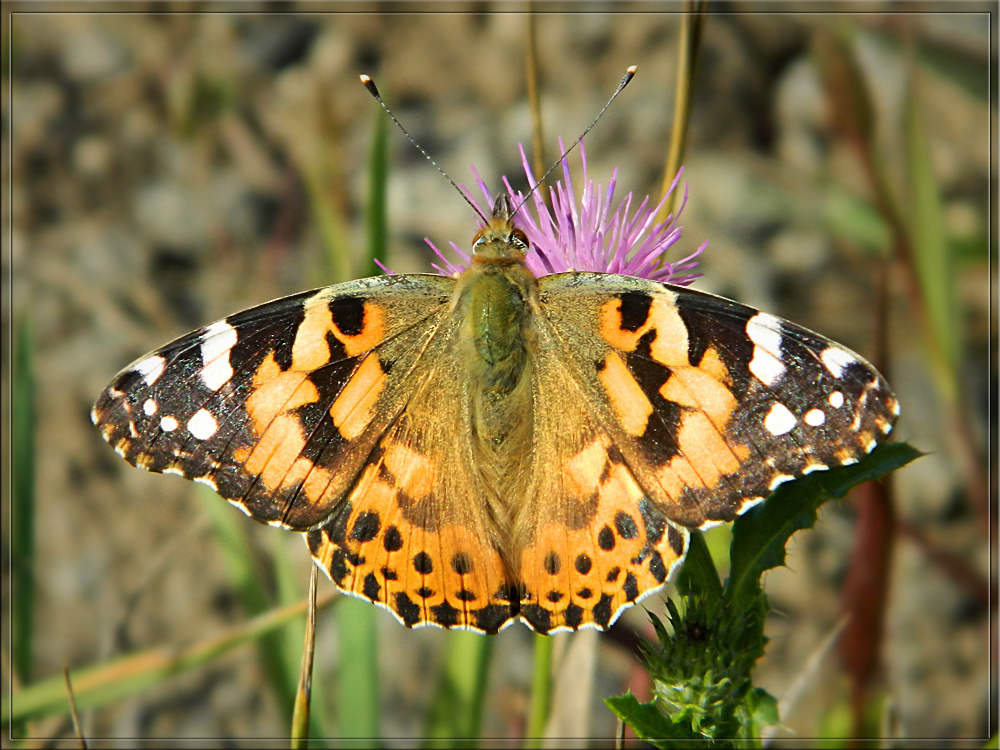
424 630 492 745
657 0 707 224
12 313 36 685
199 486 304 725
5 593 336 726
525 633 554 746
290 567 319 747
525 11 547 190
365 102 389 277
336 597 379 739
904 61 960 379
331 102 388 742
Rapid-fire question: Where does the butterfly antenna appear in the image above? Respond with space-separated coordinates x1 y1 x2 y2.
512 65 637 214
360 74 489 224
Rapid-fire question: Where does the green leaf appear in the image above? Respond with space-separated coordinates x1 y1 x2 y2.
604 693 702 745
676 530 723 602
744 686 780 735
726 443 920 610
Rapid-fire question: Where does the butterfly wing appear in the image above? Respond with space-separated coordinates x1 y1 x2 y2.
537 272 899 528
92 275 456 529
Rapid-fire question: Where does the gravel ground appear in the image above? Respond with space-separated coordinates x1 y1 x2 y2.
6 5 994 746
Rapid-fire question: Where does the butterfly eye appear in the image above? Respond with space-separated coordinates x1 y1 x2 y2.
509 229 529 250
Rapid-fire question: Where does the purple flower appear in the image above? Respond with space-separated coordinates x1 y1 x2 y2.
421 139 704 284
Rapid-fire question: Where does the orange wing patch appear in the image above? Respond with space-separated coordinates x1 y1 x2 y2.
597 354 653 437
649 349 751 514
294 293 386 366
329 355 387 440
599 293 690 367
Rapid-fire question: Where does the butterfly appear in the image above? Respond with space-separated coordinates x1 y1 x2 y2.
92 193 898 634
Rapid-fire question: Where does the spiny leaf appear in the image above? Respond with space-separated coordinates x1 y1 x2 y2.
726 442 921 610
604 693 702 745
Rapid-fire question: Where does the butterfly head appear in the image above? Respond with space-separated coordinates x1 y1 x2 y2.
471 194 530 263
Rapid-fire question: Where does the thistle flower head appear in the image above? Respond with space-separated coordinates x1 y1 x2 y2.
423 139 704 283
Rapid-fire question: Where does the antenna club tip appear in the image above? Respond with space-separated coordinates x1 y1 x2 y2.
626 65 637 74
360 74 380 97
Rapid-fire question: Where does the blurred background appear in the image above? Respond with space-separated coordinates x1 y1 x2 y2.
6 4 994 745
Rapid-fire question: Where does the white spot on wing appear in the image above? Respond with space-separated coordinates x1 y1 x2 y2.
133 355 166 386
802 463 826 475
821 347 857 378
187 408 218 440
143 399 158 416
200 321 239 392
226 498 254 518
763 402 797 436
159 415 179 432
828 391 845 408
194 475 218 490
768 473 794 491
804 408 825 426
746 313 786 386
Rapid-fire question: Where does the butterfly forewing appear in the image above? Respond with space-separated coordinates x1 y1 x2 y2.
93 275 455 528
537 272 899 529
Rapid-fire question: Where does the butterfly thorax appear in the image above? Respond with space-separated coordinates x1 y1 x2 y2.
462 198 535 398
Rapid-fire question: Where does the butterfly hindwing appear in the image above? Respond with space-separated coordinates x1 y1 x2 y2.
512 333 690 633
305 311 520 634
